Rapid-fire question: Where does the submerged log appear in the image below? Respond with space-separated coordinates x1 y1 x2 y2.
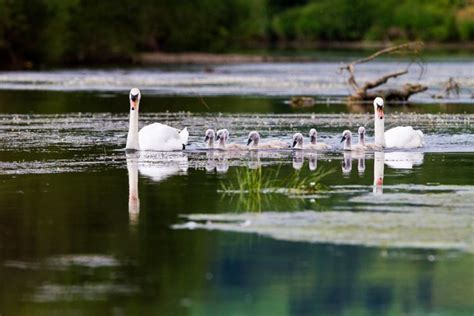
340 42 428 102
290 96 315 107
351 84 428 102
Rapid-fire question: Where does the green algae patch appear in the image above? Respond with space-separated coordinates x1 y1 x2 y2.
174 210 474 253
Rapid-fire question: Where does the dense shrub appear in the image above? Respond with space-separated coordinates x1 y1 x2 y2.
0 0 472 68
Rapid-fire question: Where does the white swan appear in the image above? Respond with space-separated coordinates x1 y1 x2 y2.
216 129 247 151
204 129 216 148
309 128 332 150
373 97 424 149
126 88 189 151
341 130 366 151
358 127 382 151
247 131 289 150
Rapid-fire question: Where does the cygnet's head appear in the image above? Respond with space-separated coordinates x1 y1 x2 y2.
373 97 384 120
216 129 229 141
247 131 260 146
340 130 352 150
292 132 304 149
129 88 141 111
204 129 215 144
309 128 317 144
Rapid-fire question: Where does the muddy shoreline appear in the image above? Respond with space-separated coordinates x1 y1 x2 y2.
135 42 474 65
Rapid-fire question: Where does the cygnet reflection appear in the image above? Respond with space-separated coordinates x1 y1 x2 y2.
358 155 366 175
248 151 261 169
292 150 304 170
373 151 385 195
342 152 352 175
216 152 229 173
206 151 216 172
126 151 189 225
308 152 318 171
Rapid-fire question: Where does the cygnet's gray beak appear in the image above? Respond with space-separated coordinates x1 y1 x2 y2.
292 140 297 148
204 135 209 142
340 135 346 143
247 138 252 146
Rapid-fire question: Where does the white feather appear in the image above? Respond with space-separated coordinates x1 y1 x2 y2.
138 123 187 151
385 126 424 149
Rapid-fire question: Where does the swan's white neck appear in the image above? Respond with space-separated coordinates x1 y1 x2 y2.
126 108 140 150
374 117 386 148
218 138 226 149
343 137 352 150
207 138 214 148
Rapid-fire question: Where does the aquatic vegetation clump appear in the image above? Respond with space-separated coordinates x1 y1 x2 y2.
221 166 334 195
219 166 334 212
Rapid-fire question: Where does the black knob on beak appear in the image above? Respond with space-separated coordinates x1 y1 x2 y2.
130 94 138 102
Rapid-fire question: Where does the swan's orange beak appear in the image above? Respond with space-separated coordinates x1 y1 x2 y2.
377 106 384 119
131 100 139 111
130 94 139 111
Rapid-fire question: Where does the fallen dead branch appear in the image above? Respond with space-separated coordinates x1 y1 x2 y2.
432 77 460 99
339 42 427 101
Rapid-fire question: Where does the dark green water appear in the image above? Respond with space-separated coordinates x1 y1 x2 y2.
0 90 473 315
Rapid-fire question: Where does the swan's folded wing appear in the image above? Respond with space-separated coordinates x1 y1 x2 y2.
179 127 189 145
385 126 424 149
139 123 184 151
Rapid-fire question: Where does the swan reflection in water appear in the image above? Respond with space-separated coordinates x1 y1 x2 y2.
290 151 320 171
292 151 304 170
342 151 366 176
373 151 424 194
373 152 385 194
357 154 366 174
126 151 188 225
308 153 317 171
205 151 230 173
342 152 352 175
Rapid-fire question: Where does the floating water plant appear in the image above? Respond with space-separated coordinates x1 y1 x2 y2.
220 166 334 212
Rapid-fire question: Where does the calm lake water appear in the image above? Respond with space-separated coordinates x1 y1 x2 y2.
0 61 473 315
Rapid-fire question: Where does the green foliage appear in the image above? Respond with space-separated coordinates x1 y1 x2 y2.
0 0 472 68
221 165 334 212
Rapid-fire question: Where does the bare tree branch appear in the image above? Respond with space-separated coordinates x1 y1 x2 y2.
362 70 408 90
339 41 424 72
338 41 427 102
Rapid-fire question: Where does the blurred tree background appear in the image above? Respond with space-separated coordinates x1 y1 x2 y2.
0 0 472 68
